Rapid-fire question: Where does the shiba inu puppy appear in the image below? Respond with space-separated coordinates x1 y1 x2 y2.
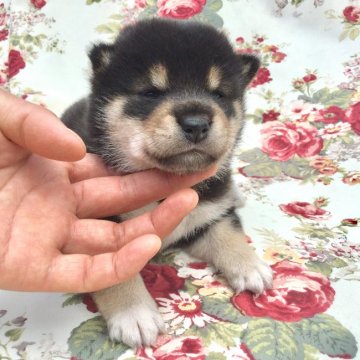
62 19 273 348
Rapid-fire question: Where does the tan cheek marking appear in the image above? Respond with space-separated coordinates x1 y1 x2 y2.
207 66 221 91
149 64 169 90
144 100 176 132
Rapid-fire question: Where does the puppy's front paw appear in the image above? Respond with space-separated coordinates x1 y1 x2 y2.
107 303 165 348
225 256 273 294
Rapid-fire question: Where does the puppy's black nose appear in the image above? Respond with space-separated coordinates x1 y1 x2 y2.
178 116 211 143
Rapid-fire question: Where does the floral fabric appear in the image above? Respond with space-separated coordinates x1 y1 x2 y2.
1 0 360 359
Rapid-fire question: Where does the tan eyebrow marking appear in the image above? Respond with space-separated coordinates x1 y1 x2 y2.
207 66 222 90
149 63 168 90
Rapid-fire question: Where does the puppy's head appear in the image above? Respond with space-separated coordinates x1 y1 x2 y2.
88 19 259 174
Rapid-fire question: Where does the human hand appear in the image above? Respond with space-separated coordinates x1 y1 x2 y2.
0 89 215 292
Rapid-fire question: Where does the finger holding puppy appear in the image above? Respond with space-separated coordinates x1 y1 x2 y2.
62 188 199 255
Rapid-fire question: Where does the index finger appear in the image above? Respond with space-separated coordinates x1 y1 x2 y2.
0 89 86 162
73 166 217 218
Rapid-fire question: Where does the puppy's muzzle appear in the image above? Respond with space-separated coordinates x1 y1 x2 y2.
177 115 212 143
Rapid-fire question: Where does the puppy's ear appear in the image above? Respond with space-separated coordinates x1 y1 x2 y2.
236 54 260 86
89 43 115 73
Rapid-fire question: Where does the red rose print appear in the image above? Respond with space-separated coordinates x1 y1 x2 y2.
30 0 46 9
279 201 330 220
250 67 272 87
188 262 208 269
341 218 358 227
0 29 8 41
345 102 360 135
314 106 346 124
262 109 280 122
141 264 185 300
157 0 206 19
343 6 360 23
232 261 335 322
303 73 317 83
6 49 26 79
137 335 205 360
261 121 323 161
82 294 98 313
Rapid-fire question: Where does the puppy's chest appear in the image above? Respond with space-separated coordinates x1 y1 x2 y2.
121 195 239 250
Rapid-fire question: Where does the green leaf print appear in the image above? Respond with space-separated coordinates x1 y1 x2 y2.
300 314 358 358
62 293 84 307
238 148 270 163
206 0 223 12
68 316 129 360
281 158 318 179
5 328 24 342
202 296 249 324
186 322 243 347
243 318 304 360
241 162 282 178
306 261 333 277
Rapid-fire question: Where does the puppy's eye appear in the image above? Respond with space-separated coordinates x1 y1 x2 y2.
211 90 225 99
138 89 165 98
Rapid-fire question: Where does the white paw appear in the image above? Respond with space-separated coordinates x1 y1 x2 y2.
107 302 165 348
225 257 273 294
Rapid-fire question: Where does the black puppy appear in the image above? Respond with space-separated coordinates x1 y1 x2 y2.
62 19 272 348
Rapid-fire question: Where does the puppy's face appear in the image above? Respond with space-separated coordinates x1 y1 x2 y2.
89 20 259 174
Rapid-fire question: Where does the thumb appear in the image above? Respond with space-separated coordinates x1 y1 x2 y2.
0 89 86 162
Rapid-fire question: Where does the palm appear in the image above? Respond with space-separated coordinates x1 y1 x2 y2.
0 155 83 291
0 89 214 292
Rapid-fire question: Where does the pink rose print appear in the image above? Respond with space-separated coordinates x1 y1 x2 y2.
343 6 360 24
314 106 346 124
157 0 206 19
250 67 272 87
342 172 360 185
261 121 323 161
279 201 330 220
236 36 245 44
345 101 360 135
137 335 205 360
141 264 185 300
232 261 335 322
135 0 147 9
6 49 26 79
30 0 47 9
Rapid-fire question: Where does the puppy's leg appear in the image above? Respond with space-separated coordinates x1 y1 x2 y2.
92 275 165 348
186 211 273 294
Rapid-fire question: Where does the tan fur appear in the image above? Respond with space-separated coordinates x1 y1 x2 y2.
149 63 168 90
207 66 221 90
187 216 273 294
